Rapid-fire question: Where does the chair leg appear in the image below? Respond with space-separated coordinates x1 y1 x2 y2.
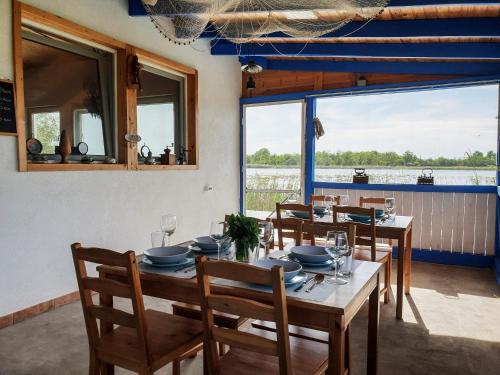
384 256 392 304
89 351 101 375
172 359 181 375
218 342 225 356
100 362 114 375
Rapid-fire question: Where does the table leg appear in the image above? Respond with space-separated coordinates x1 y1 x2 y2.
367 273 380 375
404 228 412 295
396 232 406 320
99 271 115 375
327 315 345 375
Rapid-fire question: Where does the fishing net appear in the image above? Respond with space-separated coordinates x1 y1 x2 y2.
141 0 390 45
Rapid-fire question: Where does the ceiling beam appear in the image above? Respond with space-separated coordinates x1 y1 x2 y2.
200 18 500 40
212 42 500 59
129 0 500 16
238 57 500 75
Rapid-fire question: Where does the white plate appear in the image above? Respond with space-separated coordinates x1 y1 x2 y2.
141 256 194 268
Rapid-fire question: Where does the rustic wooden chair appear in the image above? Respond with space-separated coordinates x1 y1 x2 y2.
275 202 312 249
196 256 329 375
332 206 392 304
359 196 394 250
71 243 204 375
310 194 340 205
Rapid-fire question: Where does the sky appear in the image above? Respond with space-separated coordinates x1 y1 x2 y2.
245 84 499 159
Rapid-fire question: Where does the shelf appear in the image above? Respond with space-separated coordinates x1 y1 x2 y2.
135 164 198 171
26 163 128 172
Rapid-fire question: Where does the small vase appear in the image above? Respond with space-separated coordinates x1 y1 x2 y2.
235 241 258 263
59 130 71 164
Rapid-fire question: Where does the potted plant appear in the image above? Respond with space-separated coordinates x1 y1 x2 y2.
226 213 259 262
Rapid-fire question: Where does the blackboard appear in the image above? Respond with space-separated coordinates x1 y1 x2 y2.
0 80 16 134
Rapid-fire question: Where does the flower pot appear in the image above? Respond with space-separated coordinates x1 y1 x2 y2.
235 241 259 263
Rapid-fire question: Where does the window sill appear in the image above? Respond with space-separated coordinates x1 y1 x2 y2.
135 164 198 171
26 163 128 172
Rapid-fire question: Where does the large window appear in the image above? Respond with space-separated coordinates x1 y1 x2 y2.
314 85 499 185
22 26 115 162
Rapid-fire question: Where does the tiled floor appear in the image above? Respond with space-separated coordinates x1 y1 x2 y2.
1 261 499 374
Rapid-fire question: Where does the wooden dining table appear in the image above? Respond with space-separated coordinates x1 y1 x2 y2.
275 213 413 320
98 247 382 375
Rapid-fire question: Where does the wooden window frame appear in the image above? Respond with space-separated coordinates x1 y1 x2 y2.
12 1 198 172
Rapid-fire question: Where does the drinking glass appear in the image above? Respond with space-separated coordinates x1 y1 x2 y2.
210 221 226 260
338 195 349 206
258 220 274 257
324 195 336 216
160 214 177 246
151 231 164 248
324 230 349 285
384 197 396 220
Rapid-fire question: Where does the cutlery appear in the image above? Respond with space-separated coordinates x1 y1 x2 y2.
306 274 325 293
183 265 196 273
294 275 315 292
174 263 195 272
269 253 288 260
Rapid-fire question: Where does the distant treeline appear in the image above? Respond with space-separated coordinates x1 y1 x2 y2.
247 148 497 168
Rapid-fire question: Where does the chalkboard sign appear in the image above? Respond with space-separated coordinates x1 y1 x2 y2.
0 80 16 134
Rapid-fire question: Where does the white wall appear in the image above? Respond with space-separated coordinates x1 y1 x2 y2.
0 0 241 316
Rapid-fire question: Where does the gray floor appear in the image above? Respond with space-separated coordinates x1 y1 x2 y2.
1 261 499 375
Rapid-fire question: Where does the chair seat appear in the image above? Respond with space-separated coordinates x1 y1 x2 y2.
354 247 391 263
251 320 328 344
172 302 247 329
219 327 329 375
96 309 204 371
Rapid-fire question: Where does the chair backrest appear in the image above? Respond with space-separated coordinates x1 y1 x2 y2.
272 217 303 250
331 206 377 261
196 256 292 374
310 194 341 205
70 243 150 363
275 203 312 249
301 222 356 248
359 196 386 207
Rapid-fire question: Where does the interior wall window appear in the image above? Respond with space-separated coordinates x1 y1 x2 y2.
137 66 184 162
22 25 115 162
31 110 60 154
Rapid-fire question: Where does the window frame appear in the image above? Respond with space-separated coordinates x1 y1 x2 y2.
12 1 198 172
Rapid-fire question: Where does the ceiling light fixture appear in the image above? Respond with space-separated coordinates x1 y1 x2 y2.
241 61 263 74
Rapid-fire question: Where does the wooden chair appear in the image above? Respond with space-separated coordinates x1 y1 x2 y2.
331 206 392 304
71 243 204 374
275 203 312 250
196 256 329 375
310 194 340 205
359 196 393 250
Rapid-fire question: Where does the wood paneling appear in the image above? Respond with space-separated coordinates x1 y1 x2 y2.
315 187 496 256
243 71 458 98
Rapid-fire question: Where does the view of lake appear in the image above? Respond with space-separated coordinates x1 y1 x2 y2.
246 167 496 187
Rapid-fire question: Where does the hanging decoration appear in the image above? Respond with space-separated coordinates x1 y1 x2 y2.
141 0 390 45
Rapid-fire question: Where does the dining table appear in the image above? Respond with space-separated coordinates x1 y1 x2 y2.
97 243 382 375
274 212 414 320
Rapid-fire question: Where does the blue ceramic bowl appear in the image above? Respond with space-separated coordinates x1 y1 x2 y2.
289 210 309 219
250 259 302 282
144 246 190 264
313 206 329 215
194 236 230 251
290 245 331 263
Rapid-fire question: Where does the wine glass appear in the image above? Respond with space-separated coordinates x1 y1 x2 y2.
324 230 349 285
160 214 177 246
324 195 336 216
210 221 226 260
384 198 396 220
258 221 274 256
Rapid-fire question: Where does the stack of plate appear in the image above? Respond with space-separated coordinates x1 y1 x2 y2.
189 236 230 254
289 245 333 267
142 246 193 268
347 208 384 223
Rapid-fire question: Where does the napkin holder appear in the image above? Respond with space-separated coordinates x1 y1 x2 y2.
353 168 369 184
